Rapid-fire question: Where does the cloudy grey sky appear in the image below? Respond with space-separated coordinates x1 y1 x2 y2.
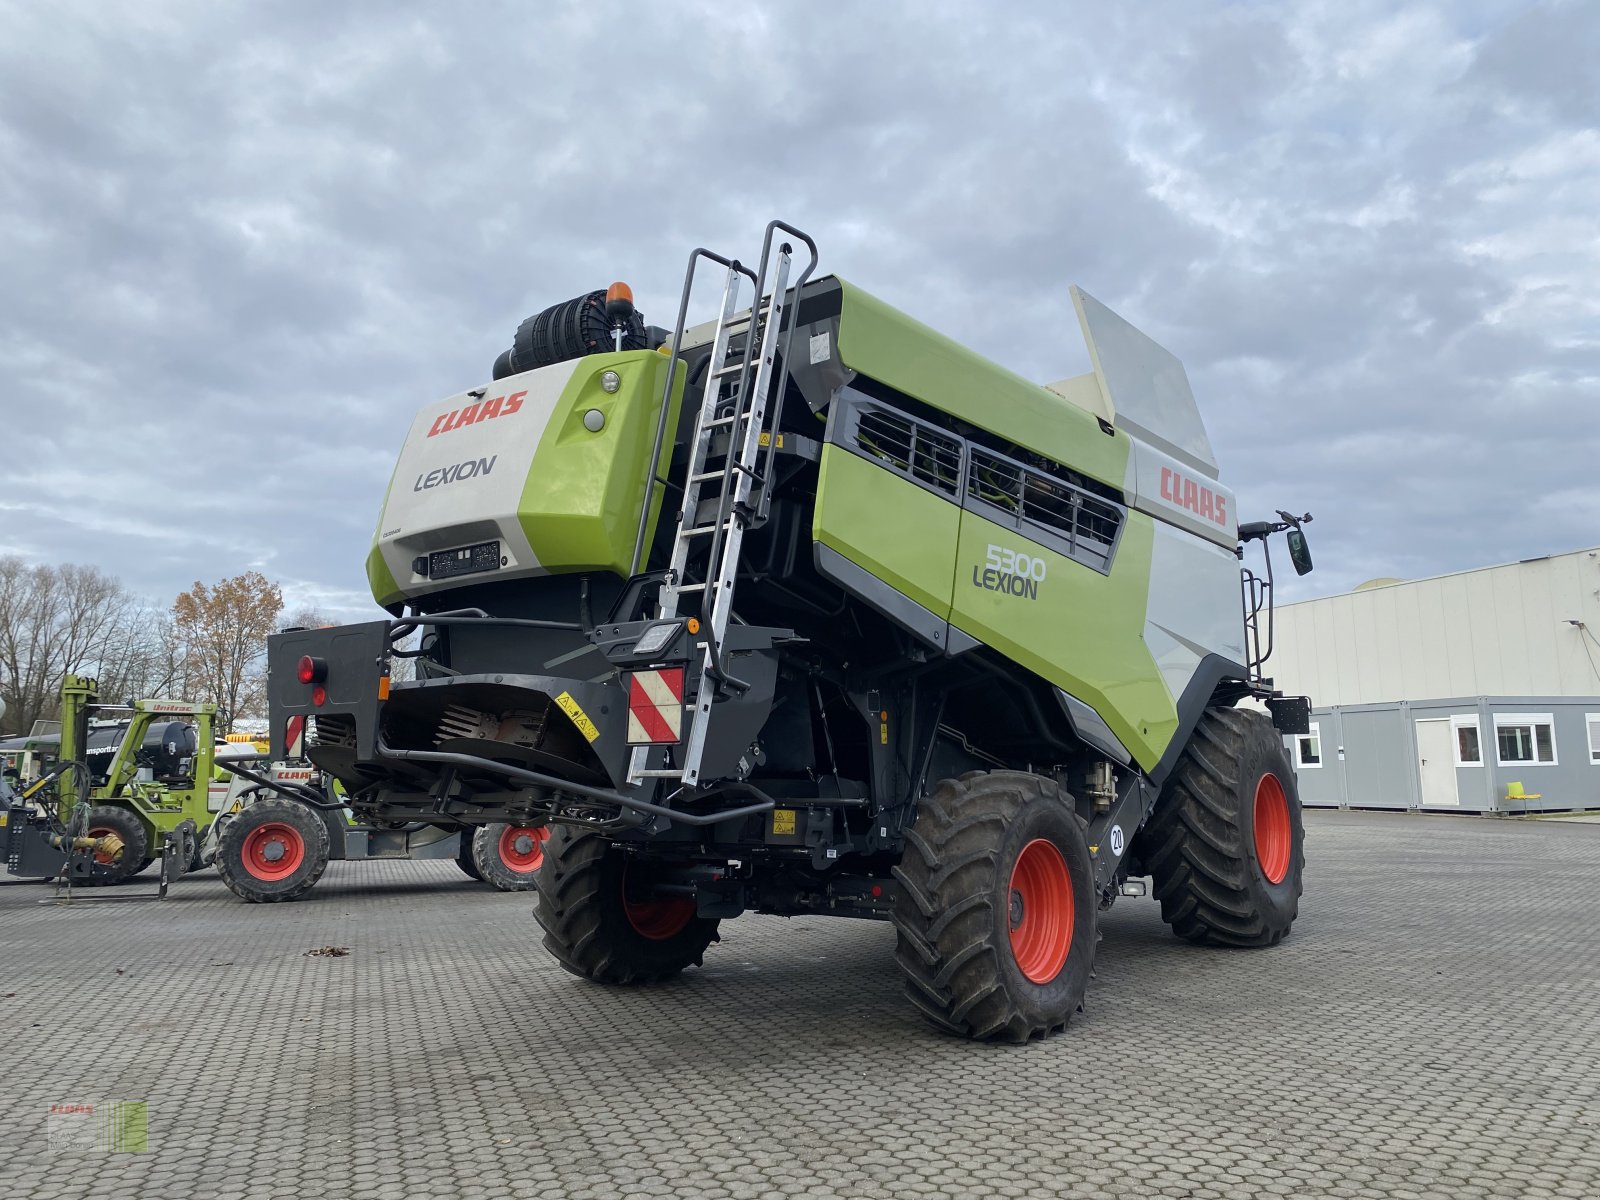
2 0 1595 616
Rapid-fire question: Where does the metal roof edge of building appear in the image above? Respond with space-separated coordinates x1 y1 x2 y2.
1310 694 1600 713
1281 544 1600 608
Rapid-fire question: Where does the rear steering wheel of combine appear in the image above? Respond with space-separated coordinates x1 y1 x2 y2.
534 826 718 985
471 822 550 892
1144 707 1305 946
455 834 484 882
216 797 331 903
77 806 150 887
891 772 1096 1042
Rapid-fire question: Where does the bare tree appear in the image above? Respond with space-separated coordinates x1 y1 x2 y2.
96 610 185 703
279 607 335 631
172 571 284 732
0 557 160 735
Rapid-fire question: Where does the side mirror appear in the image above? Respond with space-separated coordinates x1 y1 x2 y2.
1287 529 1314 576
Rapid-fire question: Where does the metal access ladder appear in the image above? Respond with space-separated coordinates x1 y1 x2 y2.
627 221 818 788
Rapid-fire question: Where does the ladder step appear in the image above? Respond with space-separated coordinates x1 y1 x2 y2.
632 769 686 779
691 463 758 485
703 415 739 429
710 362 748 379
673 582 707 593
678 520 737 539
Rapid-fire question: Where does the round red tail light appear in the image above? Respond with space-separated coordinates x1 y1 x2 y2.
311 685 328 707
296 655 326 685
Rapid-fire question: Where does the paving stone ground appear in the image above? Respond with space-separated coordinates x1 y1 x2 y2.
1 809 1597 1199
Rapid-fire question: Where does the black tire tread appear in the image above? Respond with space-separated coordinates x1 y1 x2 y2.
1144 707 1303 947
890 771 1094 1042
455 837 483 882
472 823 544 892
76 806 149 887
215 797 330 904
534 826 717 985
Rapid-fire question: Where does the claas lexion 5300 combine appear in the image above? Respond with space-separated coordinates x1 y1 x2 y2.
258 220 1314 1040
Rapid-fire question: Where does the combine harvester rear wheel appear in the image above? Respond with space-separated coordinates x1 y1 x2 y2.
216 797 331 903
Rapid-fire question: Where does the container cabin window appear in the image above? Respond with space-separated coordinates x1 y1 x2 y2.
1452 716 1482 766
1588 713 1600 765
1294 723 1321 768
1493 713 1556 766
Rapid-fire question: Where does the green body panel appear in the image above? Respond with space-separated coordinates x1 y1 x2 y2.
365 437 407 608
519 351 684 575
366 539 403 610
833 280 1129 492
814 446 960 619
812 454 1177 771
950 508 1176 771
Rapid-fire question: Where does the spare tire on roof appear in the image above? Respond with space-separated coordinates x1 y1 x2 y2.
492 290 648 379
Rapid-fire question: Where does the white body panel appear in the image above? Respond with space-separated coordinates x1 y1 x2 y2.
1043 371 1114 425
1124 436 1237 550
1144 519 1249 702
374 360 580 601
1071 285 1219 480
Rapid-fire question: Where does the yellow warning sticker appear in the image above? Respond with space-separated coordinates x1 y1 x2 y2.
757 431 785 449
554 691 600 743
771 809 797 835
0 812 7 826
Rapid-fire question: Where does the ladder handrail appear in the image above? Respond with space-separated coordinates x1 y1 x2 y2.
695 228 797 686
754 221 819 520
679 244 794 780
630 248 758 576
625 222 817 791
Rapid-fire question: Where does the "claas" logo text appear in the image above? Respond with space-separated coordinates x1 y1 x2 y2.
1159 466 1228 528
428 390 526 438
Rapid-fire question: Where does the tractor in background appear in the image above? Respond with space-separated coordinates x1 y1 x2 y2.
1 675 214 888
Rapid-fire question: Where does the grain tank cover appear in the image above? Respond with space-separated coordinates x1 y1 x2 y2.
364 349 682 610
1071 286 1219 481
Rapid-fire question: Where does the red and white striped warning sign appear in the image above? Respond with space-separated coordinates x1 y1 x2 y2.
627 668 685 744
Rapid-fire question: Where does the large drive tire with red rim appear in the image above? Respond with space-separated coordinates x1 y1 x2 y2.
891 771 1096 1042
75 805 149 886
471 823 550 892
534 826 718 985
1144 707 1304 947
216 797 330 903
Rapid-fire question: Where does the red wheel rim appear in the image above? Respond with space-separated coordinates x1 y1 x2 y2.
241 823 306 882
87 825 120 867
1253 773 1292 885
498 825 549 873
1007 838 1075 984
622 863 694 940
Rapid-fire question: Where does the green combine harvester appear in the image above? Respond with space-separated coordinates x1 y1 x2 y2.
260 221 1314 1039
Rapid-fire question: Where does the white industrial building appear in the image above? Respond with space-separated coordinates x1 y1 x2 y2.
1266 546 1600 814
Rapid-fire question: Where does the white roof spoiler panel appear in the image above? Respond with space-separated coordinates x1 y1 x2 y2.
1070 286 1219 481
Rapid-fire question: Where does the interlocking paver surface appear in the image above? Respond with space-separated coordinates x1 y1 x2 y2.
1 810 1596 1198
